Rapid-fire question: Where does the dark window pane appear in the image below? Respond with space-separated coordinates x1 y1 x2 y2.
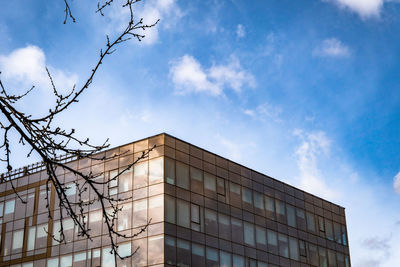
244 222 255 246
206 247 219 267
177 200 190 228
287 205 296 227
319 247 328 267
165 157 175 185
231 218 244 244
306 212 316 232
289 237 299 260
176 162 189 189
205 209 218 236
278 234 289 258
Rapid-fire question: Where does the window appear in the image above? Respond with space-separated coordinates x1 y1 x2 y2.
191 204 200 224
65 182 77 196
229 182 241 207
176 161 189 189
133 162 148 189
191 204 200 231
278 234 289 258
205 209 218 236
148 235 164 265
165 157 175 185
177 200 190 228
306 212 316 232
299 240 307 257
192 243 205 267
242 187 253 205
345 256 350 267
256 226 266 246
206 247 218 266
233 255 244 267
177 239 191 267
287 205 296 227
204 173 216 192
253 192 264 211
220 251 232 267
117 202 132 231
133 199 147 227
319 247 328 267
28 227 36 250
334 222 342 244
88 210 102 236
165 195 176 224
217 178 226 196
0 202 3 216
342 225 348 246
60 255 72 267
36 223 49 249
318 217 325 232
275 199 285 216
231 218 243 244
108 170 118 195
309 244 319 266
325 219 334 241
74 252 87 265
102 247 115 266
118 167 132 192
218 214 231 240
5 199 15 215
191 167 203 193
244 222 255 246
12 230 24 251
248 259 257 267
267 230 278 254
132 238 147 266
47 258 59 267
165 236 176 265
337 253 345 267
289 237 299 260
265 196 275 220
149 157 163 184
295 208 306 229
328 250 337 267
149 195 163 223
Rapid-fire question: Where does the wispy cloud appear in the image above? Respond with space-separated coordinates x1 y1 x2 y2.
169 54 255 96
394 171 400 194
236 24 245 38
313 38 351 58
293 129 337 199
323 0 384 18
244 102 282 122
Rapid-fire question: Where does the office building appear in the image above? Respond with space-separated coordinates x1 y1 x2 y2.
0 133 350 266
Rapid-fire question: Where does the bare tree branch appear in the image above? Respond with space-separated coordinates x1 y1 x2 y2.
0 0 159 265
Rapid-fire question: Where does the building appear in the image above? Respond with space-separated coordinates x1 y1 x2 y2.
0 133 350 267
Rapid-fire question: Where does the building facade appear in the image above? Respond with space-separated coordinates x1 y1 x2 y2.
0 133 350 267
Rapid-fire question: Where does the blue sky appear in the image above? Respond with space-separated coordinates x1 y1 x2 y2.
1 0 400 266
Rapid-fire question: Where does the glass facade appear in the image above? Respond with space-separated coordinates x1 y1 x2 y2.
0 133 350 266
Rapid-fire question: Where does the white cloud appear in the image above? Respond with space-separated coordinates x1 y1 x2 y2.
324 0 389 18
0 45 78 94
169 55 255 96
244 102 282 122
313 38 351 58
236 24 245 38
394 171 400 194
106 0 183 45
293 129 337 199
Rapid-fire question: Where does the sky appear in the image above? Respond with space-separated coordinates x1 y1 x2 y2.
0 0 400 266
